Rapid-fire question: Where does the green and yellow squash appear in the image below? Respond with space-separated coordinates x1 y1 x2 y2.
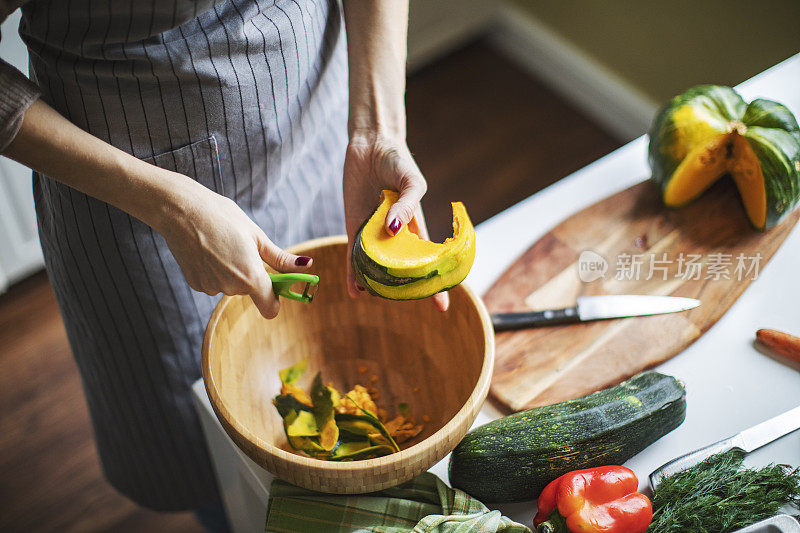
649 84 800 230
352 190 476 299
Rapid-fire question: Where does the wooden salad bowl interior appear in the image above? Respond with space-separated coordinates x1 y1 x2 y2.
202 236 494 493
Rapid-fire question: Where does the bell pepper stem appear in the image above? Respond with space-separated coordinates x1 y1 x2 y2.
537 510 569 533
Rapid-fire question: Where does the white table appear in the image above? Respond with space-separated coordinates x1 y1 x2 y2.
192 54 800 532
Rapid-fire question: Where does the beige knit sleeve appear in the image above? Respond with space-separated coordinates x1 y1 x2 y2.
0 0 40 152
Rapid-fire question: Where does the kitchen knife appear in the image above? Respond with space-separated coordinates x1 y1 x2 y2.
490 294 700 331
649 404 800 490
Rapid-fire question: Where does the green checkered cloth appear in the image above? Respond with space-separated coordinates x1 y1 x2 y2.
265 473 532 533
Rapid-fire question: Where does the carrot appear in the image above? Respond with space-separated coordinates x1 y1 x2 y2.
756 328 800 363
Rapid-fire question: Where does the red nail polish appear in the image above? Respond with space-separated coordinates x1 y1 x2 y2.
389 218 401 235
295 256 311 266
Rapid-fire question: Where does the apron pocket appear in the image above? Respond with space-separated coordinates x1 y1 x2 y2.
147 136 223 196
144 137 226 324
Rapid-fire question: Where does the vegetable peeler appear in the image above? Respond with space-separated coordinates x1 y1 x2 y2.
269 273 319 303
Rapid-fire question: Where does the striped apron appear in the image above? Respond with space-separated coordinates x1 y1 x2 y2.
19 0 348 510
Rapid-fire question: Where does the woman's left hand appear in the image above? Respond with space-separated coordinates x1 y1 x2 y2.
343 132 449 312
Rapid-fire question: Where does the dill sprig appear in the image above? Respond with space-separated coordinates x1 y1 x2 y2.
648 450 800 532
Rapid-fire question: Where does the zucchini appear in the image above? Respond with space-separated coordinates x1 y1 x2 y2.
448 371 686 502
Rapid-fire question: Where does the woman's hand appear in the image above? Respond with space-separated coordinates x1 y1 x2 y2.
343 133 449 312
158 179 313 319
342 1 448 312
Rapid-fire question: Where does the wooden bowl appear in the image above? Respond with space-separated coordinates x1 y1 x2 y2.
202 236 494 494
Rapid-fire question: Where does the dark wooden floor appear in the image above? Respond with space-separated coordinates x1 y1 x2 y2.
0 40 618 532
411 41 619 241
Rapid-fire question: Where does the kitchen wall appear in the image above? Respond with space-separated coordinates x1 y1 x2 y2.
408 0 494 71
0 10 44 291
509 0 800 104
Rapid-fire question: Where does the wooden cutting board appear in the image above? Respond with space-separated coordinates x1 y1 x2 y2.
483 179 799 413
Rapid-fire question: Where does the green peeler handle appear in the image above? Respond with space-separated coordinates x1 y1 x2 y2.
269 273 319 303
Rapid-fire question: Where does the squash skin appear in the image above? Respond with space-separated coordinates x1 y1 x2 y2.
649 85 800 230
448 371 686 503
361 244 475 300
352 191 476 300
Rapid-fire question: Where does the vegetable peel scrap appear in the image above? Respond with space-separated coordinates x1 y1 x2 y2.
342 394 401 453
310 373 338 451
272 360 424 461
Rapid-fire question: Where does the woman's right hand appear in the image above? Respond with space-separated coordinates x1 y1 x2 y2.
157 179 313 319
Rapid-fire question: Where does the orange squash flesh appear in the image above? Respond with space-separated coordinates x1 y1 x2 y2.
663 132 767 229
360 191 445 273
359 190 474 278
729 135 767 230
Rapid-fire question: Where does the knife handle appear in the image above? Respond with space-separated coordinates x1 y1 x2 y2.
648 435 745 490
491 306 580 331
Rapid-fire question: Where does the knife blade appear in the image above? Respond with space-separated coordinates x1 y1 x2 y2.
490 294 700 331
649 404 800 489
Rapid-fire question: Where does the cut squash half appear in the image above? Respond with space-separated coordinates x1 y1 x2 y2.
352 190 476 300
649 85 800 230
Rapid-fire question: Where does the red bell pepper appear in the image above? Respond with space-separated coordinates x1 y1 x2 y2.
533 465 652 533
